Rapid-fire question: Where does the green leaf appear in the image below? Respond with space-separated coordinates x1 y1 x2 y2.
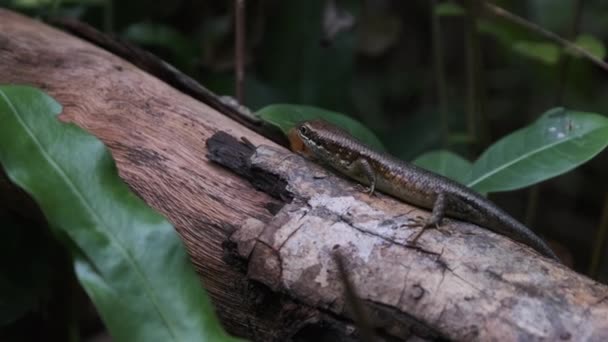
122 22 199 73
477 20 518 45
123 22 192 53
512 41 560 65
412 150 472 185
0 85 239 342
467 107 608 194
257 0 357 111
434 2 465 16
385 108 464 160
256 103 385 151
570 34 607 60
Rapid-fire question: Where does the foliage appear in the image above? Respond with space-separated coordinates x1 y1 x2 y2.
413 150 472 184
466 108 608 194
0 85 240 342
272 106 608 196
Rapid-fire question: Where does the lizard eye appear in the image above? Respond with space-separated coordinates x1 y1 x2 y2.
298 125 310 135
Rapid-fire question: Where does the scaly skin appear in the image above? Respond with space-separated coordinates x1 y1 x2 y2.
289 119 559 261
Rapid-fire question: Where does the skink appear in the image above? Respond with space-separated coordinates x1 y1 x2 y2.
288 119 559 261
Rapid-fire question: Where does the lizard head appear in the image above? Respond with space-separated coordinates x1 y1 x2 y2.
289 119 349 160
288 121 318 158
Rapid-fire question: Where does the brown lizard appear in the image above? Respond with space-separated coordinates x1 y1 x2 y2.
288 119 559 261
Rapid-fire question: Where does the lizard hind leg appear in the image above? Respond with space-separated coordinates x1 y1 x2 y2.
406 192 447 244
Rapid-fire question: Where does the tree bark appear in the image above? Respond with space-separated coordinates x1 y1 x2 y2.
1 8 607 341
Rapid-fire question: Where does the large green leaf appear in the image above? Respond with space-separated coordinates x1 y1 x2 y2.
256 103 385 151
412 150 472 185
467 107 608 194
0 85 239 342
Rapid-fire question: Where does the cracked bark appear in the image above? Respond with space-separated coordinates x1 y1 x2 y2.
1 8 608 342
208 133 608 341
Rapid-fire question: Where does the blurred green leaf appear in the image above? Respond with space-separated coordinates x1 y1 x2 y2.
123 22 199 73
256 104 384 151
257 0 357 111
512 41 560 65
123 22 190 49
413 150 472 185
467 107 608 194
447 133 475 145
478 14 605 66
386 107 468 161
0 85 240 342
570 34 607 60
477 17 534 45
434 2 465 16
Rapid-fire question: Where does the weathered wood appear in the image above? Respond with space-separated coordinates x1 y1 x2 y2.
207 132 608 341
2 8 608 341
49 17 262 133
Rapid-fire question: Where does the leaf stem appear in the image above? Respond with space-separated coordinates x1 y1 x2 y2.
103 0 114 34
589 191 608 277
333 252 375 342
464 0 488 149
431 0 449 147
464 0 476 147
555 0 585 104
481 1 608 72
235 0 246 104
527 0 585 231
524 185 540 228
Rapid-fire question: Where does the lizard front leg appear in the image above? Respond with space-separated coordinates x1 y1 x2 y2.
407 192 447 244
346 157 376 195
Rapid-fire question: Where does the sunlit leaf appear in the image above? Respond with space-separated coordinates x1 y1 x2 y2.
434 2 465 16
569 34 606 60
512 41 560 65
467 108 608 194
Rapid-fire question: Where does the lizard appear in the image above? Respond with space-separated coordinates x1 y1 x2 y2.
287 119 559 261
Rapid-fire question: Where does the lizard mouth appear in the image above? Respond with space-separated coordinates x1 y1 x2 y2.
288 127 314 158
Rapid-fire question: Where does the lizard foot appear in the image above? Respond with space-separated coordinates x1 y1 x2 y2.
402 216 450 245
356 184 376 196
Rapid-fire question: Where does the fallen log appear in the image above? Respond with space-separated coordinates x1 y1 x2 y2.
1 8 607 341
